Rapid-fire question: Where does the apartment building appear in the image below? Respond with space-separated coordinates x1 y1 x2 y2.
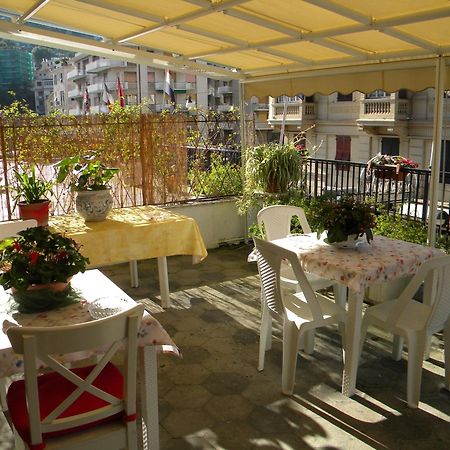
33 58 71 115
250 89 450 169
60 54 239 115
0 47 33 107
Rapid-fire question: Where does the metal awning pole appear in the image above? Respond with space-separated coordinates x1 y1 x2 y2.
427 56 446 246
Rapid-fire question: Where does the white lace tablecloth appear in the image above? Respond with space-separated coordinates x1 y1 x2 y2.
271 234 444 293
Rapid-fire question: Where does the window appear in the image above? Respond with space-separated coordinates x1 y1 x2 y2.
381 137 399 156
337 93 353 102
335 136 351 170
366 90 388 99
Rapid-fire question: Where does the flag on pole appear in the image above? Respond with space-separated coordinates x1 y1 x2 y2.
117 76 125 107
164 69 176 104
83 88 90 114
102 83 114 111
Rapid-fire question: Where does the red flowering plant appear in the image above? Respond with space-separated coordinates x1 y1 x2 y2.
0 226 89 292
367 153 419 174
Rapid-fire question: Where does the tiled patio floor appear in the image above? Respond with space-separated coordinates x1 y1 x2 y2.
2 242 450 449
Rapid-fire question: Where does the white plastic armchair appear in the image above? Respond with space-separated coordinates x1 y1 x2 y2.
253 237 346 395
359 255 450 408
6 304 144 449
256 205 345 360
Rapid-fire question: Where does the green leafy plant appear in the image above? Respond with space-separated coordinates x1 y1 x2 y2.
307 194 376 244
12 166 53 205
188 153 242 197
55 153 119 191
247 142 303 193
0 226 89 292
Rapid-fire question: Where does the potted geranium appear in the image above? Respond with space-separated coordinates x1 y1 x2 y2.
0 226 89 312
55 152 119 222
12 165 53 226
307 194 376 246
367 153 418 181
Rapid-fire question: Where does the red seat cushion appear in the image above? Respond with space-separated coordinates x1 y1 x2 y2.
7 362 124 449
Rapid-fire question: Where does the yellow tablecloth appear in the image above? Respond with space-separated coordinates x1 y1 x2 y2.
49 206 208 267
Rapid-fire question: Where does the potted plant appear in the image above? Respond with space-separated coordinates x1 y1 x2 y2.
0 226 89 312
12 165 53 226
307 194 376 246
367 153 418 181
245 142 305 194
55 153 119 221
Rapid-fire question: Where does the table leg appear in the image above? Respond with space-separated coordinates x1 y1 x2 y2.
130 260 139 288
157 257 171 308
342 289 364 397
139 346 160 450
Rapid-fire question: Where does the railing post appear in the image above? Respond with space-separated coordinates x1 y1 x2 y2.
0 119 12 220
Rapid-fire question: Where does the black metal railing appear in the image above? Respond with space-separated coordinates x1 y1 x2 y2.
305 158 448 229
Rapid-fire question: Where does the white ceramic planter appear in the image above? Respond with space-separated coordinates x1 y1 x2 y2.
75 188 113 222
327 233 364 248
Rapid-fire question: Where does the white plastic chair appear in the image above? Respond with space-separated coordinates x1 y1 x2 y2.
359 255 450 408
0 219 37 239
256 205 345 361
6 304 144 450
253 237 346 395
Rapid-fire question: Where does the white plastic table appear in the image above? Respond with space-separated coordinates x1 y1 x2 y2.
50 205 207 308
271 234 444 397
0 269 178 450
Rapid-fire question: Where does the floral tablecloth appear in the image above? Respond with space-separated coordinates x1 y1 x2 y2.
272 234 444 293
0 270 179 378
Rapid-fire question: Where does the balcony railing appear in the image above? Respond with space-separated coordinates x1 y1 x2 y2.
268 101 316 124
358 98 410 122
85 59 127 73
303 158 450 230
67 68 86 80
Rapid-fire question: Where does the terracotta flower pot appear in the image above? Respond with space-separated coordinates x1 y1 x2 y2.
18 200 50 226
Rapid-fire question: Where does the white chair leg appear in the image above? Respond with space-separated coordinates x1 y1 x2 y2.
258 306 272 371
281 320 300 395
392 335 404 361
406 333 425 408
303 330 315 355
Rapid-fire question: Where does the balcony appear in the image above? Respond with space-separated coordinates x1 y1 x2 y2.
217 104 235 112
357 97 410 133
253 103 269 111
217 85 233 95
85 59 127 73
268 101 316 125
67 68 86 80
68 107 82 115
154 82 197 92
68 87 83 98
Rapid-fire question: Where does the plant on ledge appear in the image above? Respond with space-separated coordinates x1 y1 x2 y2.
0 227 89 312
367 153 419 174
307 194 377 245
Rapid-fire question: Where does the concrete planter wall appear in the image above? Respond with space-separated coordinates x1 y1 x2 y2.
167 198 248 249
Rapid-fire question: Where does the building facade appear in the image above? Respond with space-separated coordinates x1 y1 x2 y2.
0 47 34 107
250 89 450 170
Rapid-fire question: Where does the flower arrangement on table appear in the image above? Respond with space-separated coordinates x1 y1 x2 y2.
367 153 419 175
0 226 90 313
307 194 377 245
